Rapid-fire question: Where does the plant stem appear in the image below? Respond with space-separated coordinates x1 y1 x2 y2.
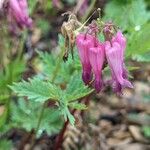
53 93 93 149
54 120 69 150
18 129 35 150
17 33 27 60
54 109 76 150
35 102 45 134
30 48 64 149
51 48 64 83
29 102 45 149
81 96 90 117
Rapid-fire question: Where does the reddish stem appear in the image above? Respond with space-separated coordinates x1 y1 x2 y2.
54 110 76 150
81 96 90 117
53 95 91 150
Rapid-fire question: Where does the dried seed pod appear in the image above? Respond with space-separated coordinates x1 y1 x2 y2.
61 12 82 61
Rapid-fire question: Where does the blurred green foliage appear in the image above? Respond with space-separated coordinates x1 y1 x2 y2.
0 0 150 149
0 58 26 129
104 0 150 61
10 99 63 136
0 139 13 150
142 126 150 138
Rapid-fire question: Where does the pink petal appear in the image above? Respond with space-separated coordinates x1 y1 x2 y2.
89 43 105 92
105 41 133 93
76 33 94 84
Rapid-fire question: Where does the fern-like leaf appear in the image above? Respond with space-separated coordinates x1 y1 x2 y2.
10 78 60 102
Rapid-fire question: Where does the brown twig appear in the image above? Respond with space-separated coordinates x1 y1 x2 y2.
53 95 92 150
54 109 76 150
18 129 35 150
81 96 90 117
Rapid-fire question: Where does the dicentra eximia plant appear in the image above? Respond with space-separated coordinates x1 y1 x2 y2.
62 12 133 94
8 7 133 149
76 25 133 94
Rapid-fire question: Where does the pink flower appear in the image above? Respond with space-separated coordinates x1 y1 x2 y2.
89 42 105 92
112 31 128 79
8 0 32 30
105 41 133 94
76 33 94 84
76 30 133 94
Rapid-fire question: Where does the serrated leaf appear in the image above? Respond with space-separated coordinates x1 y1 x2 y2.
38 49 80 84
37 51 56 79
11 99 63 136
69 102 87 110
65 73 93 102
59 102 75 125
10 77 60 102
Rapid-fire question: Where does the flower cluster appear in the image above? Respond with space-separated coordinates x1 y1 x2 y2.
76 24 133 94
2 0 32 33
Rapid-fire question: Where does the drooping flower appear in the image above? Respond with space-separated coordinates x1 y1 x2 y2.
105 41 133 94
89 42 105 92
76 33 94 84
112 31 128 79
8 0 32 30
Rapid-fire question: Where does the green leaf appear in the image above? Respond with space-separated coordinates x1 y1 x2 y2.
28 0 37 14
69 102 87 110
11 99 63 136
37 48 80 84
37 19 50 34
10 77 60 102
103 0 129 30
0 139 13 150
104 0 150 58
132 52 150 62
128 0 150 27
37 51 56 79
104 0 150 30
126 23 150 57
126 66 140 71
0 108 8 127
59 102 75 126
0 58 26 101
65 73 93 102
142 126 150 138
